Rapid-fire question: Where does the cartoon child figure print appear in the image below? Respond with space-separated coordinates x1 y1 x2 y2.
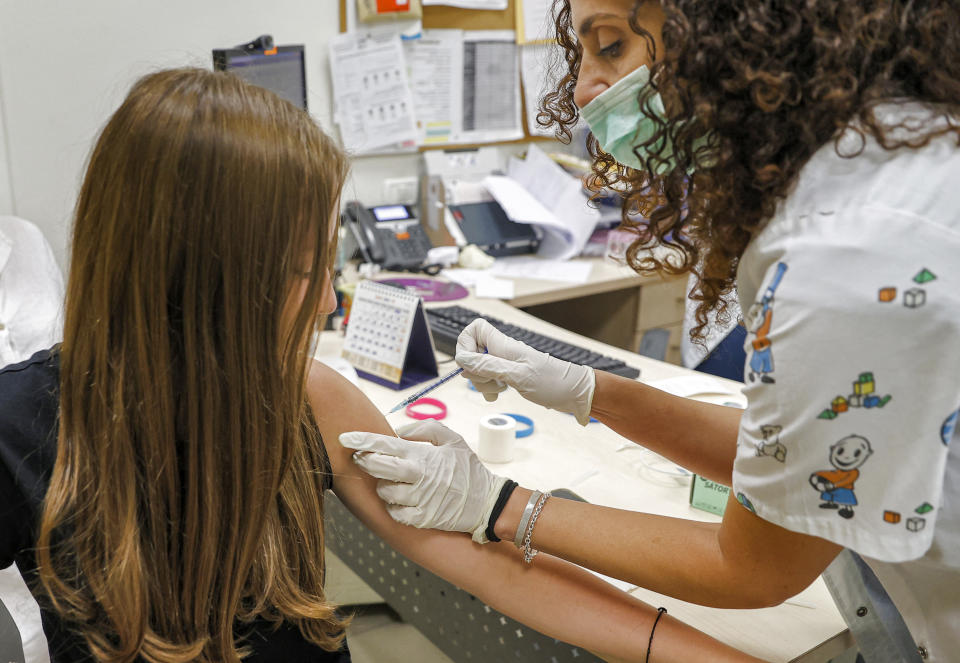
746 262 788 384
809 435 873 519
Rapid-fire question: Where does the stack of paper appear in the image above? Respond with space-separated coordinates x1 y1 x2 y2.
481 144 601 259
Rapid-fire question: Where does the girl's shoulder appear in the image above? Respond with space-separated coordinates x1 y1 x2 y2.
305 359 394 487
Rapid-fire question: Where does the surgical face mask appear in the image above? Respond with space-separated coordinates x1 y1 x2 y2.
580 64 677 174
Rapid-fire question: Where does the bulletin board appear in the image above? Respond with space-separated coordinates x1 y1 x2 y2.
337 0 557 150
338 2 516 37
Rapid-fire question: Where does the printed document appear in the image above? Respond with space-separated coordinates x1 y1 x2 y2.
460 31 524 144
404 30 463 145
329 32 419 154
515 0 555 44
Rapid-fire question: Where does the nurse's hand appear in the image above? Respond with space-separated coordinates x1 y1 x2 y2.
456 318 596 425
340 421 508 544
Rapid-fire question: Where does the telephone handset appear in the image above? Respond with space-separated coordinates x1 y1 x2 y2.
342 201 434 271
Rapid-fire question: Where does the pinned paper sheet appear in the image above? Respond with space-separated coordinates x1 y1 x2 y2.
404 30 462 145
460 31 524 144
329 32 418 154
516 0 555 44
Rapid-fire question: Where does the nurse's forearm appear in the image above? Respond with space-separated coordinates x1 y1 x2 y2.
590 370 742 485
493 489 735 606
492 488 820 610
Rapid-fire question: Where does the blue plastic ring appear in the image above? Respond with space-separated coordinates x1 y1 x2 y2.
501 413 534 438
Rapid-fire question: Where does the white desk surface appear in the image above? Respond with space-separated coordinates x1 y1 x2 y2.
497 255 655 308
319 292 850 663
366 253 674 309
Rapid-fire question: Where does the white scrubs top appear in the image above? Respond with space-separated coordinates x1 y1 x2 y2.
733 105 960 661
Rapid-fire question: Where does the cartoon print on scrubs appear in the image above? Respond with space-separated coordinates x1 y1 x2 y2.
882 502 934 533
756 424 787 462
877 267 936 307
736 492 756 514
941 408 958 446
878 408 952 533
809 435 873 519
817 372 892 420
746 261 788 384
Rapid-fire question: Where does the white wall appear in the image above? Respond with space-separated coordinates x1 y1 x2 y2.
0 1 564 270
0 0 356 269
0 67 13 215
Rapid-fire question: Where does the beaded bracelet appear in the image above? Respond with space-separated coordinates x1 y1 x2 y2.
522 492 551 564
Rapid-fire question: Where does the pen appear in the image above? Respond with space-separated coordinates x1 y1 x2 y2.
388 366 464 414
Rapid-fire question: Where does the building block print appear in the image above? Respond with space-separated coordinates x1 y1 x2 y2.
877 287 897 302
746 261 788 384
906 518 925 532
881 502 934 532
818 372 891 420
913 268 936 284
876 268 935 308
903 288 926 308
809 435 873 519
853 372 874 395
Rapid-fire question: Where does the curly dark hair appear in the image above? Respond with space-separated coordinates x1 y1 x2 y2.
540 0 960 343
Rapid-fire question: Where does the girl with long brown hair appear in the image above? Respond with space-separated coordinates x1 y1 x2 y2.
0 67 766 662
343 1 960 661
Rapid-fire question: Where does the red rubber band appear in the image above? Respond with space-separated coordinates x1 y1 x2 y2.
405 397 448 420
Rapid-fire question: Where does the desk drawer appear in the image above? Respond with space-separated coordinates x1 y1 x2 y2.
636 279 687 330
634 321 684 366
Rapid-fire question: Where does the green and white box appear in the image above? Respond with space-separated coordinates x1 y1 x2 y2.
689 475 730 516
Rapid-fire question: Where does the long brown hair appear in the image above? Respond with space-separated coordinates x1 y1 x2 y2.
38 68 349 662
542 0 960 341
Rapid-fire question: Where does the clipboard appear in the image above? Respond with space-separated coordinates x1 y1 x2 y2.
341 280 439 390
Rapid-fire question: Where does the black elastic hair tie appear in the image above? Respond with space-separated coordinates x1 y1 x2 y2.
646 607 667 663
485 480 518 542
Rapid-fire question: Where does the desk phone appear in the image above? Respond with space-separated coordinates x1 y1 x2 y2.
343 201 433 271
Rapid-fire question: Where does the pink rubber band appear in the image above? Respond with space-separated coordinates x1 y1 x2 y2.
405 397 448 420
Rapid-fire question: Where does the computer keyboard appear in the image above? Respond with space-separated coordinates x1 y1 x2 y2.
425 305 641 380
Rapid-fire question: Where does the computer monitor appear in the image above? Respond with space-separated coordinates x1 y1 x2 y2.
212 45 307 111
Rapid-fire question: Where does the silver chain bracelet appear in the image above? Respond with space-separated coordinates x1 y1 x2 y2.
522 492 551 563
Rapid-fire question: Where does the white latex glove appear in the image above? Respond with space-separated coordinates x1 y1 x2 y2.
339 421 507 544
456 318 596 425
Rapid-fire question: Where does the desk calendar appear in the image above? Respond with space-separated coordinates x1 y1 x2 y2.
342 280 439 390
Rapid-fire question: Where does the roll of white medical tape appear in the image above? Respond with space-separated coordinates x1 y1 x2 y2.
478 414 517 463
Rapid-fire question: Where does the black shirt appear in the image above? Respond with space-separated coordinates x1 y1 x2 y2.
0 349 350 662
